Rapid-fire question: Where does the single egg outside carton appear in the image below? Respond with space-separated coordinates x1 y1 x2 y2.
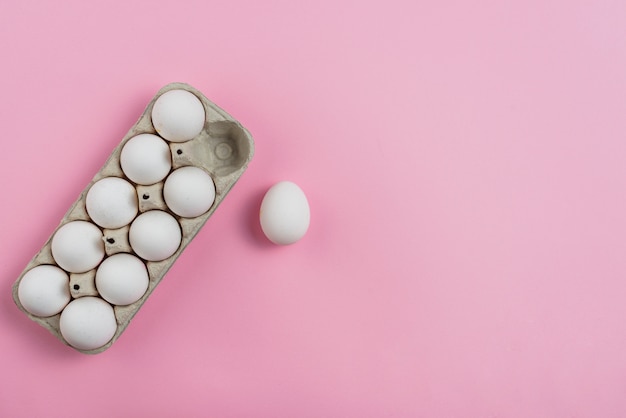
260 181 310 245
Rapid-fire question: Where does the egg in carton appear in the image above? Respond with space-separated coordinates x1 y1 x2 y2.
11 82 254 354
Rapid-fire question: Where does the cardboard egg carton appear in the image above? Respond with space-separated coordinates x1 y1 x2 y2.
12 82 254 354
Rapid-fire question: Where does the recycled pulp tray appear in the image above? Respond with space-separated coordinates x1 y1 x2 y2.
12 82 254 354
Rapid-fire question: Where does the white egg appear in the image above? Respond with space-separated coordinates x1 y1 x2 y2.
163 166 216 218
260 181 310 245
129 210 182 261
86 177 138 229
51 221 105 273
18 265 71 317
95 253 149 306
120 134 172 185
151 89 205 142
59 297 117 351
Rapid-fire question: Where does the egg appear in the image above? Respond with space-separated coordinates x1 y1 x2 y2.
120 134 172 185
260 181 310 245
95 253 149 306
163 166 216 218
51 221 105 273
129 210 182 261
59 297 117 351
151 89 205 142
18 265 71 317
86 177 138 229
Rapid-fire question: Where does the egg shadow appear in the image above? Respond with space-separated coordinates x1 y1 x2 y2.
3 224 98 360
3 267 79 360
241 186 277 249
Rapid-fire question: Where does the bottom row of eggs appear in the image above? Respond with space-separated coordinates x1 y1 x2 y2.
18 252 150 350
16 164 220 351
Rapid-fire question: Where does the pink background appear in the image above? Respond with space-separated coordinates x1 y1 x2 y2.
1 0 625 416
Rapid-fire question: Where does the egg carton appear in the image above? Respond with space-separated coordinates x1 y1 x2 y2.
11 82 254 354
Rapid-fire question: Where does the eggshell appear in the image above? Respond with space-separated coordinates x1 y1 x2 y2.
260 181 310 245
164 166 216 218
18 265 70 317
95 253 149 306
120 133 172 185
151 89 205 142
59 297 117 351
51 221 105 273
86 177 138 228
129 210 182 261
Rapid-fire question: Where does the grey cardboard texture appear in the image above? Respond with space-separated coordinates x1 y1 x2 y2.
12 82 254 354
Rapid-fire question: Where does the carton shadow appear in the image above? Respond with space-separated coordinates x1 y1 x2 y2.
242 186 276 249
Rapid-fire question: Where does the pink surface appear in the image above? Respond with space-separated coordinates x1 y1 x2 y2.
1 0 625 416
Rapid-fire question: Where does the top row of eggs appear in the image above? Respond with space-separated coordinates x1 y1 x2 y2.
84 89 217 230
121 88 206 186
